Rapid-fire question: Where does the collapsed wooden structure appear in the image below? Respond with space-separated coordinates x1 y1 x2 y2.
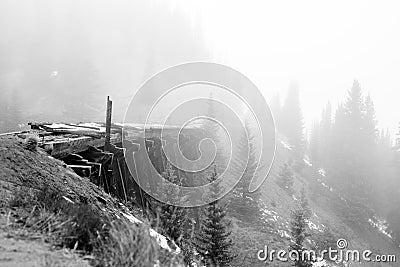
27 97 206 210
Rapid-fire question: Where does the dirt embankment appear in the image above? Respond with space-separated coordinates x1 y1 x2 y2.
0 134 141 266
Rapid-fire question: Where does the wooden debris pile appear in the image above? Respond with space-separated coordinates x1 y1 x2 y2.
27 122 122 158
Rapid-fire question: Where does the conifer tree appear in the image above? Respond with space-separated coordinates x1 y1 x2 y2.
194 166 234 267
319 102 332 165
228 122 261 223
362 94 378 146
281 82 305 161
289 189 313 267
328 81 379 226
309 120 321 166
156 162 188 244
276 162 295 195
202 94 227 177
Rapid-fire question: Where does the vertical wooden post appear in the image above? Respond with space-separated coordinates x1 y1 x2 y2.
105 96 112 152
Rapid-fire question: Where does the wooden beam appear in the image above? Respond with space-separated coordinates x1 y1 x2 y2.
41 127 104 138
41 134 121 158
105 96 112 152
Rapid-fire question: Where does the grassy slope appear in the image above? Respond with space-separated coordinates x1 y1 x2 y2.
0 134 162 266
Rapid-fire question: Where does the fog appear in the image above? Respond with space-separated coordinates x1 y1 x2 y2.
0 0 211 124
0 0 399 135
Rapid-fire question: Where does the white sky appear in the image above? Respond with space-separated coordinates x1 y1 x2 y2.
177 0 400 136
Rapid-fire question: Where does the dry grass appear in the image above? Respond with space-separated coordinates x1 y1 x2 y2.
6 186 184 266
94 219 159 267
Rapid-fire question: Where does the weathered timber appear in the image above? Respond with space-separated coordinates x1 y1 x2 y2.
41 127 104 138
41 134 121 158
105 96 113 151
67 165 92 177
64 123 102 131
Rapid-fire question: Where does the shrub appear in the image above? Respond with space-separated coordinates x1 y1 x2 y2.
23 134 39 151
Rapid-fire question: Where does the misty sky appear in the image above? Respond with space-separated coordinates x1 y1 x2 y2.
193 0 400 135
0 0 399 136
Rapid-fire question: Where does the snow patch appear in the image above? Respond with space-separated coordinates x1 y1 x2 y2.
312 259 327 267
280 141 293 150
121 212 181 254
303 158 313 167
261 208 280 222
277 229 291 239
62 196 74 204
368 216 392 239
306 220 324 233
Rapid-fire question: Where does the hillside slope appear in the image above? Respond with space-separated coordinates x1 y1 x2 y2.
0 134 179 266
229 134 399 266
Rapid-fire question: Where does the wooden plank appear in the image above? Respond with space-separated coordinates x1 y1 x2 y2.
41 127 104 138
41 134 121 158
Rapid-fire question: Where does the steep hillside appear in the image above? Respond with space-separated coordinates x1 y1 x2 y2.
0 134 180 266
229 133 399 267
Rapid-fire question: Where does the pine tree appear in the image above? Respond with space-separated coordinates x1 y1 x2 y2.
344 80 363 125
362 94 378 146
201 94 227 177
289 189 313 267
309 120 321 166
329 81 365 191
359 94 380 204
194 166 234 267
309 103 332 167
156 162 188 244
281 82 305 161
228 122 261 223
276 162 295 195
319 102 332 165
328 81 378 226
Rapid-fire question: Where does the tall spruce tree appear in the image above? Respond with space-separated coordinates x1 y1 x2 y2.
361 94 378 196
228 122 262 224
319 102 332 165
156 162 188 244
281 82 305 161
309 120 321 166
328 81 379 226
276 162 295 195
289 189 313 267
202 94 227 177
309 103 332 167
194 165 234 267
